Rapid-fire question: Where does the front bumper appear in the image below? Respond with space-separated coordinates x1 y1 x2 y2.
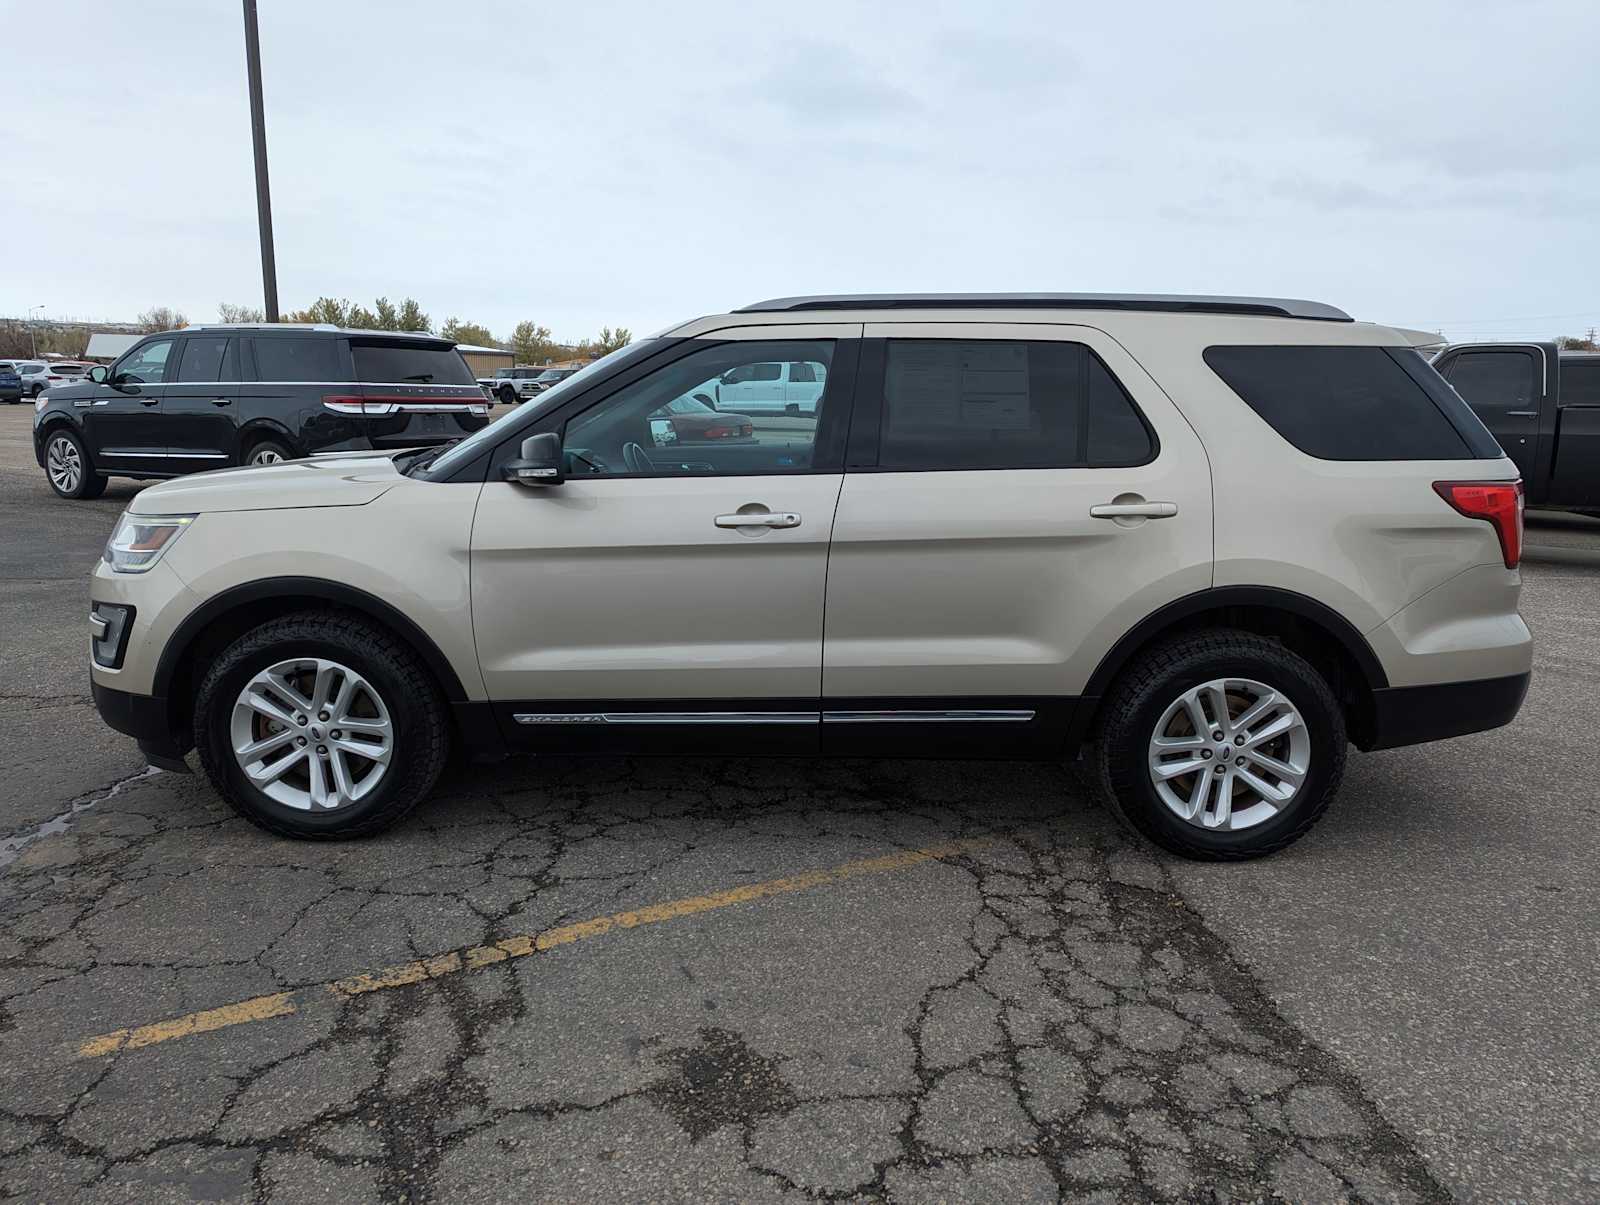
1360 671 1531 751
92 681 191 771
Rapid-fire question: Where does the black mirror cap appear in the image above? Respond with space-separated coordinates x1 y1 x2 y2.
504 431 564 485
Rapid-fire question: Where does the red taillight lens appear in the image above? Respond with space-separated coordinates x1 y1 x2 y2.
1433 479 1523 569
703 425 733 439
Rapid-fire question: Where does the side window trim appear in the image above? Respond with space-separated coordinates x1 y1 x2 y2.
846 336 1158 473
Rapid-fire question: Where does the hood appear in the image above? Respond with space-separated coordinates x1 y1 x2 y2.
131 451 404 516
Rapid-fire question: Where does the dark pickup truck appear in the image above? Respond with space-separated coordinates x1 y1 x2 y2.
1432 343 1600 512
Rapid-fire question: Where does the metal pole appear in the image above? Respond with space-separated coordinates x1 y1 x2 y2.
28 305 41 356
243 0 279 322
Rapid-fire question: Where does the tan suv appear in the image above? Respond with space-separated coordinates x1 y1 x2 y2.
87 294 1532 859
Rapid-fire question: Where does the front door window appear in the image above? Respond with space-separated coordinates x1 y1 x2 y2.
562 341 835 476
115 339 175 385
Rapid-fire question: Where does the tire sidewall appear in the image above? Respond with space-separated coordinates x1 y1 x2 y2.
1105 645 1344 857
44 428 92 499
246 440 290 467
198 628 434 835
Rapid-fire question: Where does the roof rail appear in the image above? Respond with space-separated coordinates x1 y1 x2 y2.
734 293 1353 322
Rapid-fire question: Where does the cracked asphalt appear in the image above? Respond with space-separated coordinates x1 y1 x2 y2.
2 408 1598 1202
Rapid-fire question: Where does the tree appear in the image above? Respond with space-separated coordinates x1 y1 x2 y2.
593 326 632 355
396 298 431 333
512 320 557 364
373 297 400 331
440 317 496 347
288 297 352 325
1557 332 1598 351
217 302 264 323
137 306 187 333
347 304 380 330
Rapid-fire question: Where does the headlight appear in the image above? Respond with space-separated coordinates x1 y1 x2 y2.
104 513 197 573
34 394 48 413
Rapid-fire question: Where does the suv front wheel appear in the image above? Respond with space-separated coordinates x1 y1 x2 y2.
1088 629 1347 861
194 612 450 839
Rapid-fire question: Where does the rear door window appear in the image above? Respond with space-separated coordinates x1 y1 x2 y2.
351 341 475 385
1204 345 1493 460
1445 350 1539 419
173 336 236 383
251 336 340 382
877 340 1154 470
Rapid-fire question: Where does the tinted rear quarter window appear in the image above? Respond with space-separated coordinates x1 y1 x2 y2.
252 336 340 382
1204 345 1495 460
879 340 1154 470
351 341 475 385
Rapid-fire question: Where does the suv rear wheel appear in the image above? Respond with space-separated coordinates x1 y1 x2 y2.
1088 629 1347 860
245 438 292 466
194 612 450 839
498 383 517 405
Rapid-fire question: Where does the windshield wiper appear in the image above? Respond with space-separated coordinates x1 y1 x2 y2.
399 373 435 383
403 438 463 475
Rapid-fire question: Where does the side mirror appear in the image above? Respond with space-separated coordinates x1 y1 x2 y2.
88 365 109 385
503 431 564 486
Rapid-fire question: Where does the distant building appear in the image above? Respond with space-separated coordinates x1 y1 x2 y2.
84 332 142 362
454 343 513 376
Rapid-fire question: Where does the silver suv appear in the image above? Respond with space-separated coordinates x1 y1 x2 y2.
87 294 1531 858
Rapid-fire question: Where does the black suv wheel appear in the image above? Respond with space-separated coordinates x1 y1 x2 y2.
43 429 107 500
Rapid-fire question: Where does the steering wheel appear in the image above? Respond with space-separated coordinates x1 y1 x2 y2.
622 441 655 474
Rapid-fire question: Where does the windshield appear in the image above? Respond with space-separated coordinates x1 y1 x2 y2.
418 339 658 479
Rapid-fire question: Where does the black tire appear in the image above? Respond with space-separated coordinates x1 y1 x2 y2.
193 611 450 839
42 428 107 499
498 384 517 405
243 438 292 467
1086 628 1347 861
30 383 43 398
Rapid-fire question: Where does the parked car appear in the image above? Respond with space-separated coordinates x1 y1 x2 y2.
648 392 755 444
712 358 826 415
34 324 489 499
480 366 545 406
87 293 1530 859
527 366 582 395
1430 342 1599 513
0 361 20 403
15 360 81 398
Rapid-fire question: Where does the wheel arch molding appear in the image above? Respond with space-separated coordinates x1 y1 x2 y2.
153 577 470 706
1069 586 1389 749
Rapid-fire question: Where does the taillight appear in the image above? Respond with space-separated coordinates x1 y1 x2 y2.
1433 479 1523 569
703 425 734 439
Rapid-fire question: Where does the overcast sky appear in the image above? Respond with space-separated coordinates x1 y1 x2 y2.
3 0 1596 343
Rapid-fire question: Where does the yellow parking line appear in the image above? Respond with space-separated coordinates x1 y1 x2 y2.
76 837 984 1059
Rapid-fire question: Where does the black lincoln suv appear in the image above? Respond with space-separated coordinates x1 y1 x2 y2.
33 324 491 499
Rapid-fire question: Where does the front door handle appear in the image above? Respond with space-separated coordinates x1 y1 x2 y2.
1506 410 1538 417
211 398 232 407
715 511 801 529
139 398 160 407
1090 501 1178 519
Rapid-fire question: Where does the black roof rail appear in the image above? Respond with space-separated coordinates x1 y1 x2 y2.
734 293 1353 322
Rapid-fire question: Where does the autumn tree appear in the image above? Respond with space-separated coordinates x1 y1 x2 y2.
137 307 187 333
396 298 431 333
512 320 557 364
217 302 264 323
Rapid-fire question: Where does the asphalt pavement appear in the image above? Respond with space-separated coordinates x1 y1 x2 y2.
1 404 1596 1202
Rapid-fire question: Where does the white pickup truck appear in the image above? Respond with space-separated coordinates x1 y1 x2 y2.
712 358 826 415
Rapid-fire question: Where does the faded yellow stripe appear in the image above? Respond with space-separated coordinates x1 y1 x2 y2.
78 991 297 1058
77 837 982 1057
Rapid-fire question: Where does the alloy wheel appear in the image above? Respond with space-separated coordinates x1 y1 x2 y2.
46 435 82 494
1146 677 1310 831
249 447 284 466
230 657 393 811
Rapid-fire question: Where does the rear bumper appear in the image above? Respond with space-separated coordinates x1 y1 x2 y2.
1360 671 1530 751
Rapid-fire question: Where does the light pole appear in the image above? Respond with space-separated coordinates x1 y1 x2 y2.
242 0 279 322
27 305 43 357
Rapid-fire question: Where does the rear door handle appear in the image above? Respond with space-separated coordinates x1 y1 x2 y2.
139 398 160 407
715 511 801 529
1506 410 1538 417
1090 501 1178 519
211 398 232 407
